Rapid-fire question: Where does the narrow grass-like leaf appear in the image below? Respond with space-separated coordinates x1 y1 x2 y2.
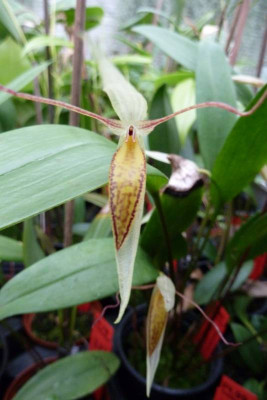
0 238 158 320
13 351 119 400
0 62 50 105
23 35 73 55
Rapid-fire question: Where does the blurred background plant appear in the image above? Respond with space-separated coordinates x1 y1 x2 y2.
0 0 266 399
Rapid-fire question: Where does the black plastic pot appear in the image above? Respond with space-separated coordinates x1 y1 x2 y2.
113 305 223 400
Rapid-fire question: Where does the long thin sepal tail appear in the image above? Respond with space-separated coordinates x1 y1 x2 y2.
109 134 146 323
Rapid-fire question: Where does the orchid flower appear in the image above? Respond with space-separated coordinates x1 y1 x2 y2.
0 58 266 323
146 274 175 397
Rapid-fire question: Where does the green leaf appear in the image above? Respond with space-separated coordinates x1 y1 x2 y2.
120 13 153 31
0 235 22 261
194 262 226 305
196 40 237 170
0 238 158 319
132 25 198 71
211 85 267 207
243 379 265 400
13 351 119 400
171 78 196 145
56 3 104 30
23 218 45 267
0 37 31 84
0 63 49 106
148 85 180 176
0 0 21 41
194 260 253 305
112 54 151 66
226 212 267 272
231 322 264 374
23 35 73 55
141 188 202 263
0 125 165 230
83 212 111 241
154 70 194 89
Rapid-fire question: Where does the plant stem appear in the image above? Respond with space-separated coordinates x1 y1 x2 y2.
153 192 175 283
63 0 86 248
43 0 54 123
63 0 86 345
214 201 232 265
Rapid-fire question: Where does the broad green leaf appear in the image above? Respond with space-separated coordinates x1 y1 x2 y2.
243 379 265 400
132 25 198 71
0 62 49 105
23 35 73 55
194 260 253 305
13 351 119 400
211 86 267 207
231 322 264 374
196 40 237 170
23 218 45 267
0 235 22 261
0 37 31 84
0 238 158 320
226 212 267 272
148 85 180 176
171 78 196 145
0 125 165 230
0 99 16 131
141 188 202 263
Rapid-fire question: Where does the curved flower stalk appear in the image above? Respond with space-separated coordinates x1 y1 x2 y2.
146 274 175 397
0 62 266 323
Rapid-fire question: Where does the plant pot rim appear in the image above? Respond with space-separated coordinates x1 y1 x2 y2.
3 356 57 400
114 304 223 396
23 314 59 349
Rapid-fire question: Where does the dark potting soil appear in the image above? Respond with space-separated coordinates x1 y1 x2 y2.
126 325 210 389
32 312 93 343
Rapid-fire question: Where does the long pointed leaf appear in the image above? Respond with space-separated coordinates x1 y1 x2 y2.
13 351 119 400
0 125 165 230
0 238 158 320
